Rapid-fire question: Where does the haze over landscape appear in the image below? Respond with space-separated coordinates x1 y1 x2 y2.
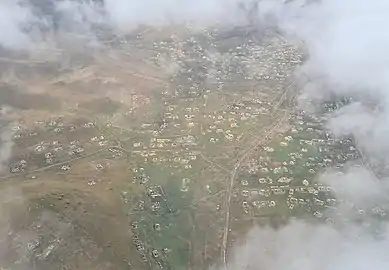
0 0 388 269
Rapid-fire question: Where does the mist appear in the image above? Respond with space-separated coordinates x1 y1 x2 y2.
222 219 389 270
0 1 35 50
104 0 246 31
0 0 260 52
1 0 389 269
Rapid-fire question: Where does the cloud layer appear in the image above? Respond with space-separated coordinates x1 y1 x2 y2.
2 0 389 269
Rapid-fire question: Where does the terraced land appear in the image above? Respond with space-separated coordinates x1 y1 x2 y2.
0 26 365 270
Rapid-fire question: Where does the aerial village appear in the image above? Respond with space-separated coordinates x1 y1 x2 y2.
0 21 385 270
